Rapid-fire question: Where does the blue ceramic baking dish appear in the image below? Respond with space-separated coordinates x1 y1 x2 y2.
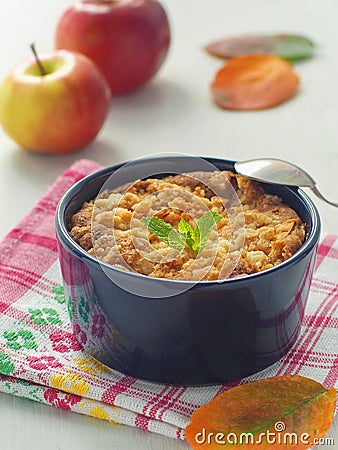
55 156 321 385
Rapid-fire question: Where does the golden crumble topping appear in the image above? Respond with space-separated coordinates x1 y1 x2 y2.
69 171 306 281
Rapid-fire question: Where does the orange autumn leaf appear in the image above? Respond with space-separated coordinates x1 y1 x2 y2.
210 54 299 110
185 375 336 450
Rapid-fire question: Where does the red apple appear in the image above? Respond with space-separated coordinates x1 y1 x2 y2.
0 48 110 154
55 0 170 95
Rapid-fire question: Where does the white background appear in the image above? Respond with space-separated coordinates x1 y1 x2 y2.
0 0 337 449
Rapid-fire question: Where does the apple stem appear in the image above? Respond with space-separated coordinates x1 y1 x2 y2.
30 43 47 76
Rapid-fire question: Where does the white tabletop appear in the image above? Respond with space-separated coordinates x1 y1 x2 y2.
0 1 337 449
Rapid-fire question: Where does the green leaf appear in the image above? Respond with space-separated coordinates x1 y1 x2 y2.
178 218 196 251
141 217 174 245
168 229 186 251
205 33 315 62
271 34 315 61
141 211 222 254
140 216 151 227
196 211 222 252
141 217 186 250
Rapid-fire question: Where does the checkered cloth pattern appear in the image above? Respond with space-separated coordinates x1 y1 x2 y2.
0 159 337 441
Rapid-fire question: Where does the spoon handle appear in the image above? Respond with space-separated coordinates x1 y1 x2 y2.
310 186 338 208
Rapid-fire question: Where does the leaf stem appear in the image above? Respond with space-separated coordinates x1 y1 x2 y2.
30 43 47 76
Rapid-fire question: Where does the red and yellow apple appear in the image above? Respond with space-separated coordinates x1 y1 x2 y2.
0 49 110 154
55 0 171 95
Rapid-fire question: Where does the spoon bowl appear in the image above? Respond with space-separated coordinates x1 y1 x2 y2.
235 158 338 207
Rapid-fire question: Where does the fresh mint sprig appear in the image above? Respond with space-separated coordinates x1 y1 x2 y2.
141 210 222 254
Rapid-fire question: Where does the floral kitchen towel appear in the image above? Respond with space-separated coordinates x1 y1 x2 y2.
0 159 337 441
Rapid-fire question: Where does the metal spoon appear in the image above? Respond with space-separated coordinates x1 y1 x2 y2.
234 158 338 208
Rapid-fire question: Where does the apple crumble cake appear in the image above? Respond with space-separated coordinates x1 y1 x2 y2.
69 171 306 280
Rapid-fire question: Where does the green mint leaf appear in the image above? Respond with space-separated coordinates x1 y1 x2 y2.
140 217 151 227
168 229 186 251
141 217 173 245
178 218 196 251
141 217 186 250
196 211 222 252
192 226 201 252
141 211 222 254
177 218 193 236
